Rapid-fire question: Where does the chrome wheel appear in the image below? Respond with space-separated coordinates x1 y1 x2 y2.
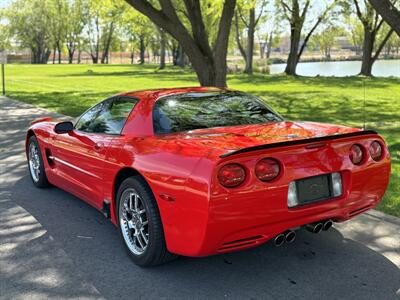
119 188 149 255
28 142 41 183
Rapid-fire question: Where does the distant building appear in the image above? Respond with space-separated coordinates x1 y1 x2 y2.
334 36 356 51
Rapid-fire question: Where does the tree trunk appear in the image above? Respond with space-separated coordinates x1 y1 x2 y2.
285 26 301 75
101 22 114 64
52 47 56 64
57 42 62 64
159 29 166 69
139 37 145 64
172 44 178 65
67 44 75 64
77 49 82 64
368 0 400 37
124 0 236 87
360 28 374 76
44 49 51 64
244 8 255 74
260 42 265 59
130 52 134 64
234 12 247 68
92 55 98 64
266 33 273 59
177 45 185 67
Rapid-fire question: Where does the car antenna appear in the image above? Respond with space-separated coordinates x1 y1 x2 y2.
363 78 366 131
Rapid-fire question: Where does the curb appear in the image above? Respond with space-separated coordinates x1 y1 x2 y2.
0 95 72 121
365 209 400 226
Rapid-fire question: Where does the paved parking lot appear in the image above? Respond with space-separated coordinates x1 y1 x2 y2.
1 96 399 299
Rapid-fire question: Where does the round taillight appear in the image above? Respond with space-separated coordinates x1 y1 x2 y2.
369 141 383 161
350 144 364 165
218 164 246 188
255 158 281 182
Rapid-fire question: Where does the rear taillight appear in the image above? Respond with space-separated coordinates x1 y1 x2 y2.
218 163 246 188
369 141 383 161
350 144 364 165
255 158 281 182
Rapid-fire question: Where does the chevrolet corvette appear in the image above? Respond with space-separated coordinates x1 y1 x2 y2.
26 87 391 266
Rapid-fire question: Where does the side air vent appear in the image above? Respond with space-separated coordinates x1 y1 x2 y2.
45 149 54 166
349 205 372 217
218 235 264 251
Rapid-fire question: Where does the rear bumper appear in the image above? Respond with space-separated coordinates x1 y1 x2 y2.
181 163 389 257
211 197 377 254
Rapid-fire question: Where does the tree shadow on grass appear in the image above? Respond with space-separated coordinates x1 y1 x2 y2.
7 90 119 117
230 73 400 89
245 89 398 127
54 66 199 84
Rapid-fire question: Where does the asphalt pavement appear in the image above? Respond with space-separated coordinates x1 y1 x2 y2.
1 96 399 300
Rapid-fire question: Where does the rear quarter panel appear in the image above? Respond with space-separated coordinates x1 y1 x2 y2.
103 136 215 255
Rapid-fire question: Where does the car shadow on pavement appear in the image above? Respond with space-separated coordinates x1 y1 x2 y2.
5 175 400 300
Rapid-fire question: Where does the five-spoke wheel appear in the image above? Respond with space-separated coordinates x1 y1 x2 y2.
119 189 149 255
27 135 49 188
117 176 177 266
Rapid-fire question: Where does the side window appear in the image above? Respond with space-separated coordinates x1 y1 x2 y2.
75 102 105 132
75 97 138 134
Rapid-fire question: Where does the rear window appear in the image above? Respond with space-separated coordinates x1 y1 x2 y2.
152 92 283 134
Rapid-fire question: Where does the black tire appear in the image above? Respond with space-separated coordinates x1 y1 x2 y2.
116 176 177 267
27 135 50 188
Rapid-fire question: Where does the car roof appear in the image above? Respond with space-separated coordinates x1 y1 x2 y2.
120 86 233 103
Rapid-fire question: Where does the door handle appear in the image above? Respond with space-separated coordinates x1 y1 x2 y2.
94 142 104 151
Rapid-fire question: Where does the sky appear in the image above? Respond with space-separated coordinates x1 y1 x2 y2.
0 0 10 8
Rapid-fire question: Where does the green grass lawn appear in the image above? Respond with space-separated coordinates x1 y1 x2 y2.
4 63 400 217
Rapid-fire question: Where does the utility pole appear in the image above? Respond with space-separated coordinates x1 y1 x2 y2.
1 63 5 96
0 52 6 96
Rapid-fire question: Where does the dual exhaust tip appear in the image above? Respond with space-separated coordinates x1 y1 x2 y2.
305 219 333 234
273 220 333 246
274 230 296 247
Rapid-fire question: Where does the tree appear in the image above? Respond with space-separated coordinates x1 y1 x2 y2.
278 0 338 75
125 0 237 87
384 29 400 55
65 0 88 64
257 15 282 59
169 39 187 67
0 24 10 52
310 25 343 59
234 0 266 74
158 27 166 69
352 0 395 76
49 0 68 64
6 0 53 63
345 17 364 55
122 9 154 64
85 0 124 64
368 0 400 37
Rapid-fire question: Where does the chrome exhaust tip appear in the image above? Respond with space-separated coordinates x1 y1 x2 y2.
305 222 323 234
274 233 285 246
323 220 333 231
285 230 296 243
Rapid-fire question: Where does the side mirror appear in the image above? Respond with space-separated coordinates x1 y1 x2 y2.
54 121 74 134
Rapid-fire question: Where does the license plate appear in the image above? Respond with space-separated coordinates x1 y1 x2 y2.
296 174 332 205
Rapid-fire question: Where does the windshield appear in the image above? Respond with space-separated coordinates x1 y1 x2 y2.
152 92 283 134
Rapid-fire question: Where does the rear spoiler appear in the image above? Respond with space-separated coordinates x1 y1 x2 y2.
220 130 378 158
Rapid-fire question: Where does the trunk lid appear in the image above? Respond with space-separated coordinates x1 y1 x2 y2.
155 121 361 159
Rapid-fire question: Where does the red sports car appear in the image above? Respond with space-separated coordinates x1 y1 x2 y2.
26 87 391 266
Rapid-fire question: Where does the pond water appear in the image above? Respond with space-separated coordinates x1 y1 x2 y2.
269 59 400 77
